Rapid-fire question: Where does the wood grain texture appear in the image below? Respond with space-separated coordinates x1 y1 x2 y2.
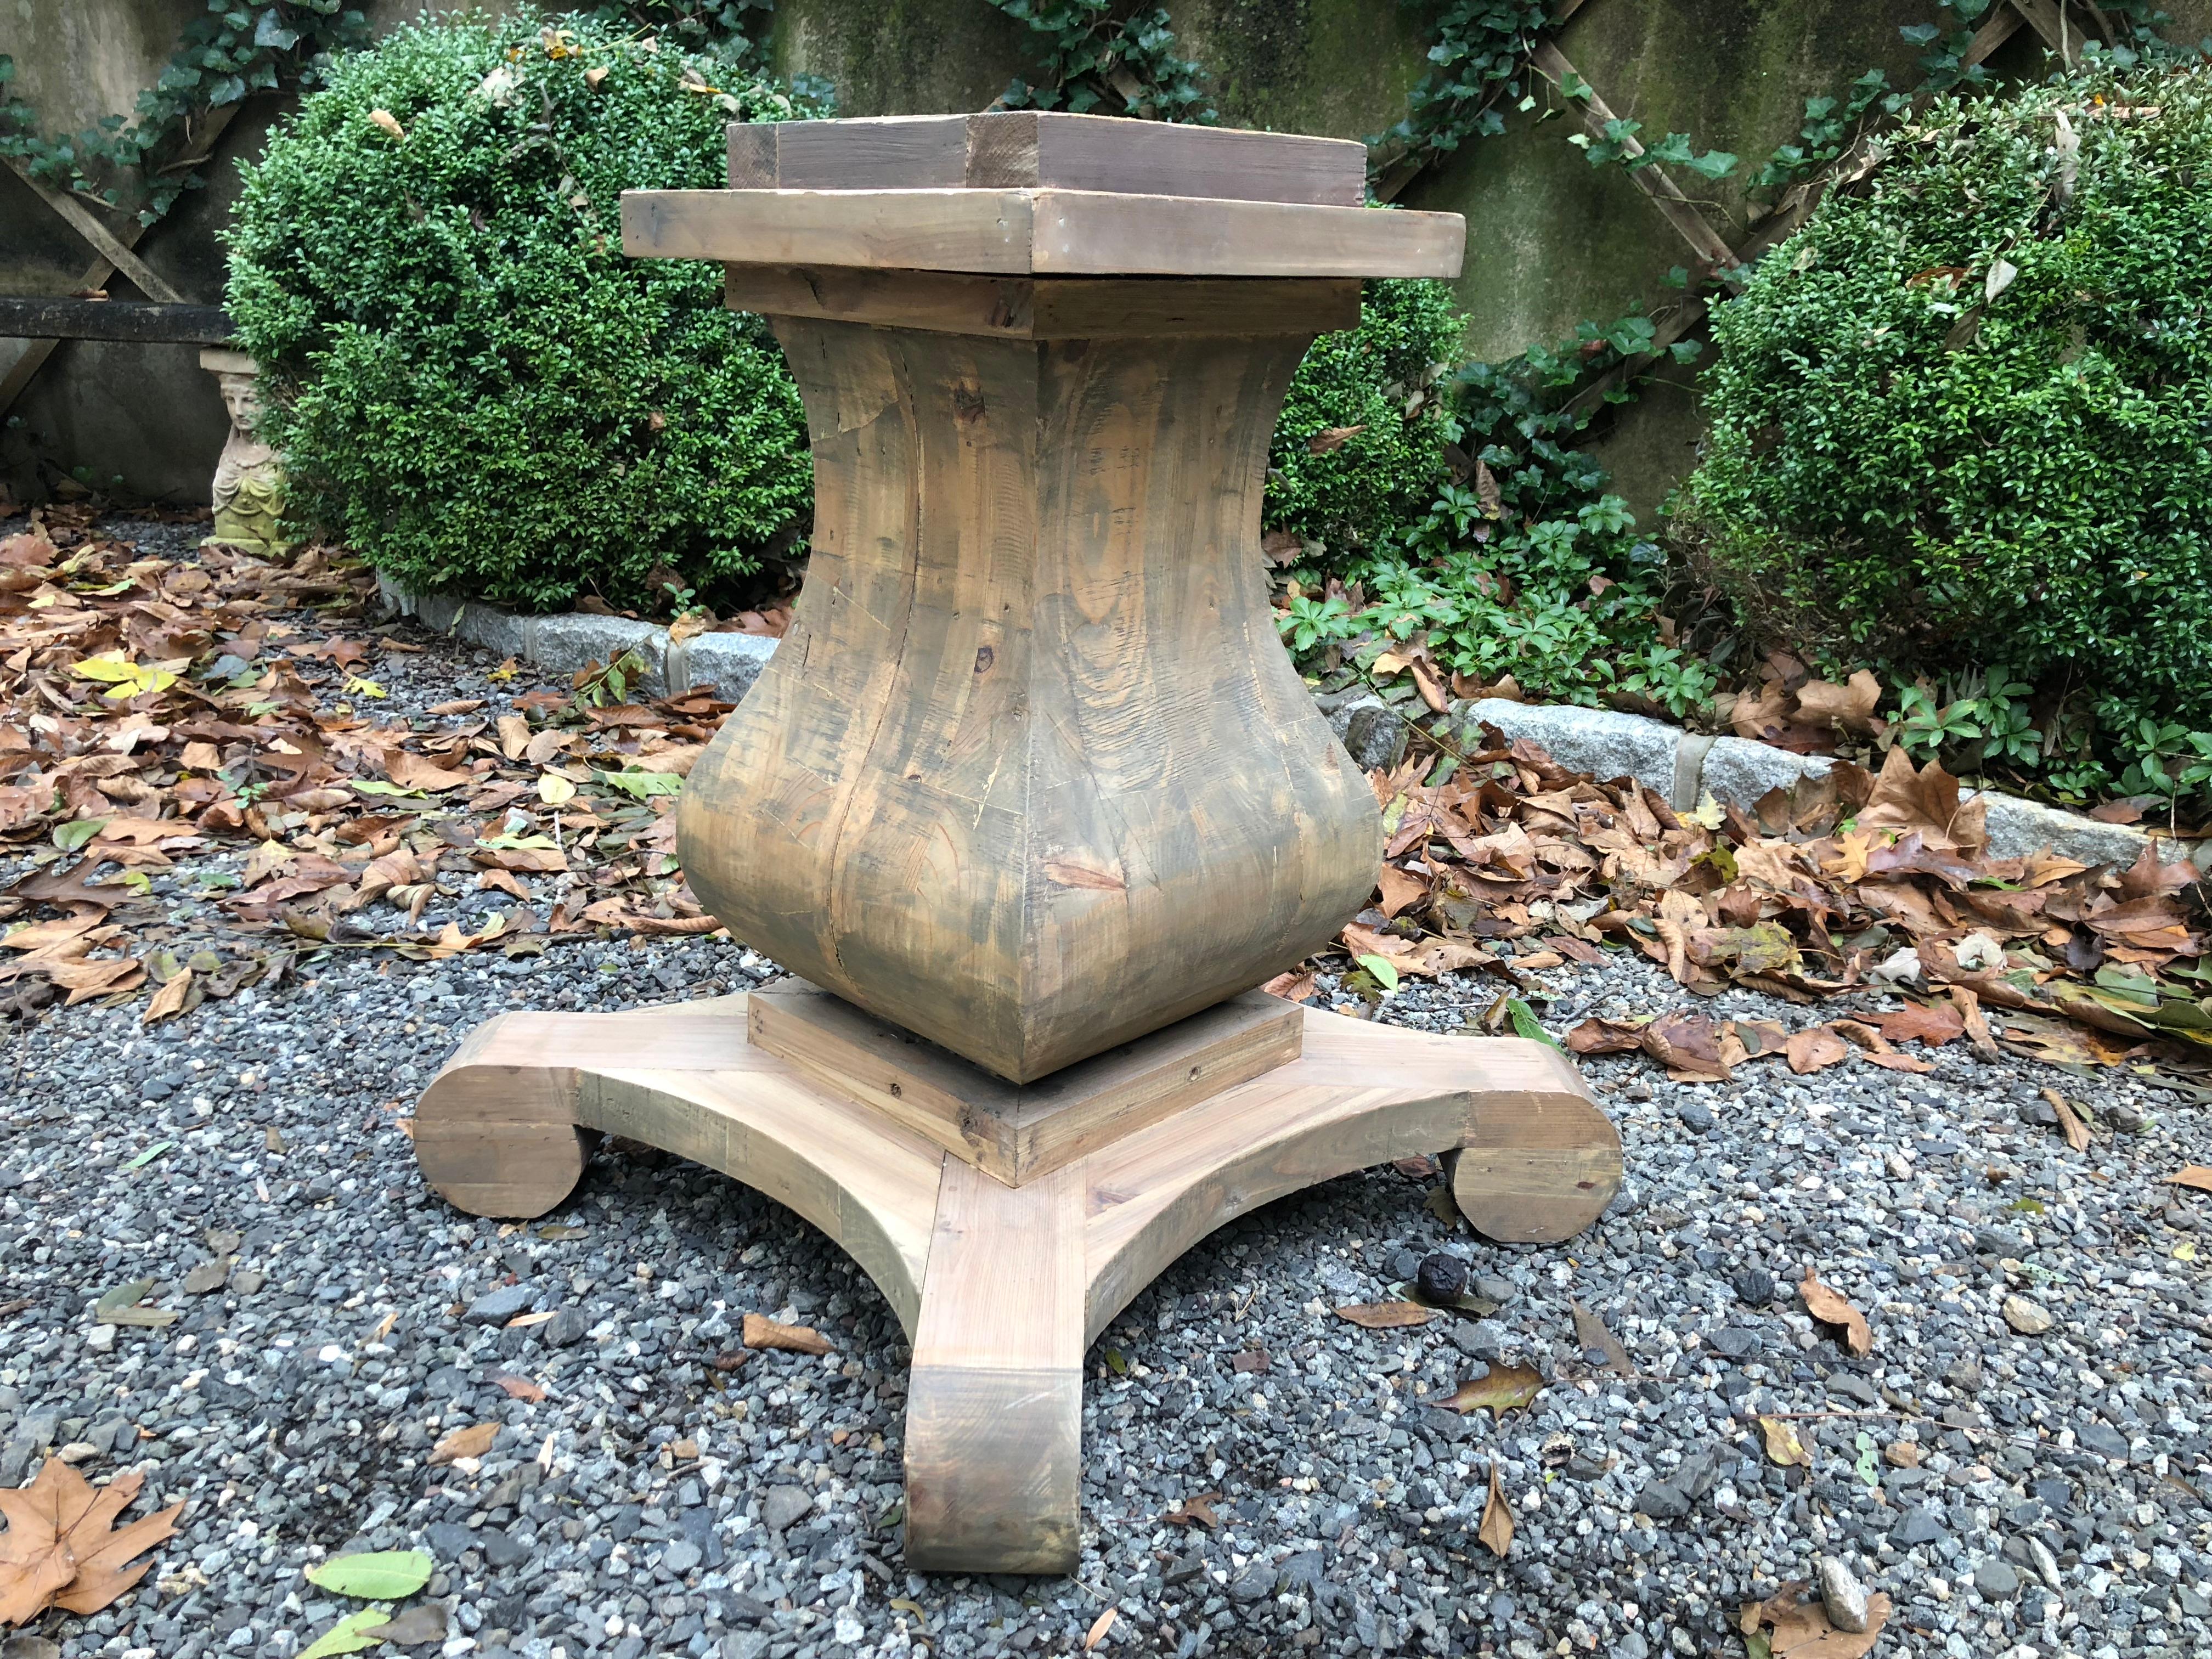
903 1159 1085 1573
726 112 1365 206
749 981 1301 1184
1081 1007 1620 1339
676 315 1381 1081
411 998 1618 1572
623 188 1465 279
585 1068 943 1334
720 265 1361 339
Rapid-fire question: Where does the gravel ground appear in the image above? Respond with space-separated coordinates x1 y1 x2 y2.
4 523 2211 1659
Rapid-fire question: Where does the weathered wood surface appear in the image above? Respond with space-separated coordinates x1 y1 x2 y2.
749 980 1302 1185
719 266 1361 339
623 188 1466 279
903 1158 1085 1572
675 316 1381 1081
728 111 1366 206
0 297 235 344
411 997 1621 1573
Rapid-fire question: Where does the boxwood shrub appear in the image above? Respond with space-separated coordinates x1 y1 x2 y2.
1264 275 1465 556
1675 61 2212 801
225 16 825 612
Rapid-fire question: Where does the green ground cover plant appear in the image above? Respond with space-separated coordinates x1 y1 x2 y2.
1674 58 2212 814
1274 308 1713 720
224 15 823 612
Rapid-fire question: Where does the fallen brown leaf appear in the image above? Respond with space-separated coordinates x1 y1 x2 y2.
1799 1271 1873 1357
1570 1300 1633 1376
1785 1025 1851 1075
1739 1581 1893 1657
1757 1415 1812 1468
1333 1301 1434 1330
0 1461 183 1623
1436 1362 1542 1418
2042 1088 2092 1153
489 1373 546 1402
428 1421 498 1465
743 1312 831 1355
1083 1607 1118 1650
1163 1491 1221 1530
2168 1166 2212 1193
1476 1462 1513 1558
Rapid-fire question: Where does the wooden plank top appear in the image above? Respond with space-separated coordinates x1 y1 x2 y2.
621 187 1465 279
729 112 1367 206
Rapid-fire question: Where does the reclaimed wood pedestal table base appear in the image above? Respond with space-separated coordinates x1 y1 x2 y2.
411 111 1624 1574
415 988 1618 1573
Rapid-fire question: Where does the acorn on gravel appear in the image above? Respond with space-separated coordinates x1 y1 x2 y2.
1415 1252 1469 1304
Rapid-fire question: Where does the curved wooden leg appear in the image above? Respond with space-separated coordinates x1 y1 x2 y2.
902 1160 1085 1574
414 1016 593 1219
1445 1082 1623 1244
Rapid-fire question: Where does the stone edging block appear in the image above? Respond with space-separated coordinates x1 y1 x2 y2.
380 575 2200 871
1460 698 2203 870
376 574 776 704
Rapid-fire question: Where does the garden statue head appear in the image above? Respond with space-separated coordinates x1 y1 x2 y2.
215 369 264 440
199 348 298 560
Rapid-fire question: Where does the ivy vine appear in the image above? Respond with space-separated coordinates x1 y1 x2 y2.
983 0 1216 123
0 2 371 227
1367 1 1549 198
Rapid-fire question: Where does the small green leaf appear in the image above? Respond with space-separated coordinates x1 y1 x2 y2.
123 1140 176 1170
54 818 106 851
306 1549 436 1600
1355 953 1401 993
1505 998 1559 1048
297 1610 392 1658
351 780 425 798
1104 1347 1127 1375
595 769 684 798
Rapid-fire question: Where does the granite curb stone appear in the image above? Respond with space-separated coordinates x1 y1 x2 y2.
377 577 2202 869
376 575 770 704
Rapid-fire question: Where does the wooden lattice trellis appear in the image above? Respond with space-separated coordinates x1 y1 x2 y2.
1525 0 2092 410
0 105 242 422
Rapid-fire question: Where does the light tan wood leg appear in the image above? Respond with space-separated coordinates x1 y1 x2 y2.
410 997 1621 1575
902 1160 1085 1574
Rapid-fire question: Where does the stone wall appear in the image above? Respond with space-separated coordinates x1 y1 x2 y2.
7 0 2209 509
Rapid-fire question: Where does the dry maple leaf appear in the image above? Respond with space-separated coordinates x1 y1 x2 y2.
0 1461 183 1624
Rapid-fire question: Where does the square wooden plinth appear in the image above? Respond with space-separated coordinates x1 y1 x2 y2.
748 980 1302 1185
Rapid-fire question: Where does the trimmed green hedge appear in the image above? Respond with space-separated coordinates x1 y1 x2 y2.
1263 276 1465 556
1676 61 2212 801
225 16 825 613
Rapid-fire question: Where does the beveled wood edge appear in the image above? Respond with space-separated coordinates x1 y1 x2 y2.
623 188 1467 279
720 265 1362 338
729 112 1368 207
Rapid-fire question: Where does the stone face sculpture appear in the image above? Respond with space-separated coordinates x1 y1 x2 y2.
199 347 297 558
